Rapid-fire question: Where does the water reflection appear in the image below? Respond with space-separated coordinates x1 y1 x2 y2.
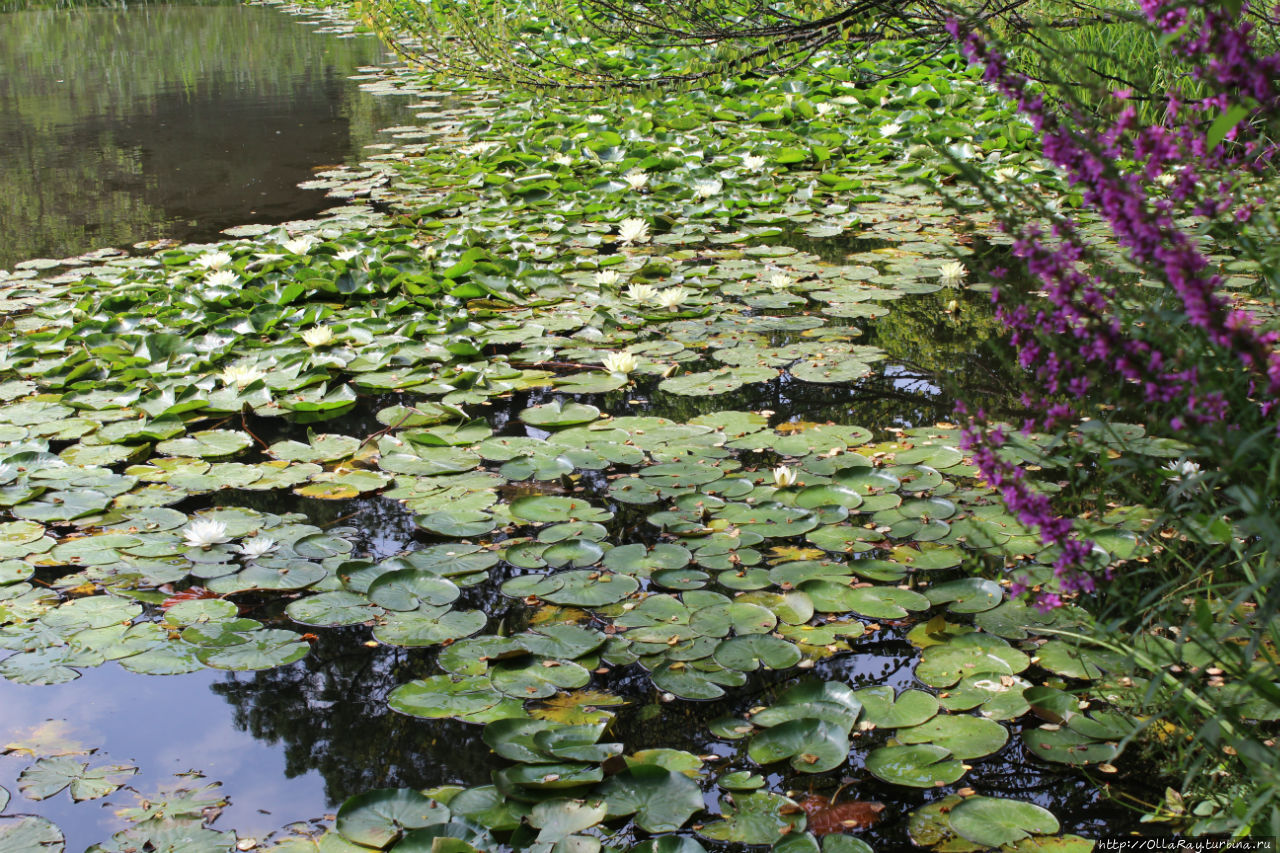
0 0 412 269
0 666 329 852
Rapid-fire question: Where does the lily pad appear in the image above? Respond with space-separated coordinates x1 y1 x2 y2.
0 815 64 852
748 718 850 773
597 764 703 833
697 791 806 845
854 686 940 729
510 497 614 524
947 796 1060 847
865 744 966 788
388 675 526 724
519 401 601 428
336 788 452 848
895 715 1009 759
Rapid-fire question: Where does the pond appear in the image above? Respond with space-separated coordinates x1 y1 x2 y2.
0 0 414 270
0 5 1186 853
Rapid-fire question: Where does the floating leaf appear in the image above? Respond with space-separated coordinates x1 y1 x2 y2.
336 788 452 848
519 401 601 428
697 791 806 845
947 796 1060 847
854 686 939 729
0 815 63 852
748 718 850 773
389 675 526 724
895 715 1009 759
598 764 703 833
865 744 965 788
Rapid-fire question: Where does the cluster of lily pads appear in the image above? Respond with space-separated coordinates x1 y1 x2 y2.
3 0 1264 850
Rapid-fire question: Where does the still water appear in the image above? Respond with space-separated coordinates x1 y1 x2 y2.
0 0 412 270
0 1 419 847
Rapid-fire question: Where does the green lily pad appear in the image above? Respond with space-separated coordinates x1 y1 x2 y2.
519 401 602 428
286 591 381 627
793 484 865 510
660 366 778 396
448 786 531 832
196 630 309 671
697 791 806 845
915 634 1030 687
389 675 527 724
510 496 614 524
947 796 1060 847
924 578 1004 613
374 607 488 647
865 744 966 787
1034 640 1126 680
504 570 637 607
906 795 982 852
598 764 703 833
689 602 777 637
368 570 461 610
156 430 252 459
854 686 940 729
1021 726 1120 766
0 815 64 852
713 635 802 672
718 771 765 791
490 658 592 699
18 757 136 802
895 715 1009 759
750 681 863 730
748 718 850 773
336 788 452 848
268 434 362 462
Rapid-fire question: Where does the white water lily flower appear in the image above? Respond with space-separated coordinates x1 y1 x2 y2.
183 518 230 549
617 218 651 246
552 152 574 167
301 326 334 347
939 261 968 284
459 141 496 157
601 351 638 374
1155 172 1177 187
773 466 799 488
594 269 621 287
334 248 360 262
656 287 691 309
880 123 902 137
194 251 233 270
742 154 767 171
624 169 649 191
238 536 278 559
625 284 658 302
586 114 606 123
692 180 721 200
815 102 836 117
768 272 794 290
421 246 438 260
204 270 238 289
221 364 266 388
282 236 317 255
1164 460 1202 479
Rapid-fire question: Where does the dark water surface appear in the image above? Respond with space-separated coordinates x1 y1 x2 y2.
0 0 413 270
0 2 419 847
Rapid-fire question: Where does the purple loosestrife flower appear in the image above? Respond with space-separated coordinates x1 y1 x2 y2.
946 2 1280 606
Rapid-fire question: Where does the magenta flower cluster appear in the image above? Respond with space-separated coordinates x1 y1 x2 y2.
947 0 1280 608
